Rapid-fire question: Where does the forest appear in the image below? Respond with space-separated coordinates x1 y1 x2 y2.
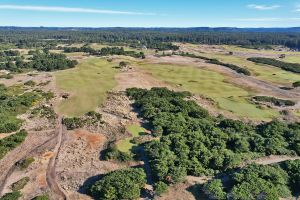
126 88 299 192
2 27 300 49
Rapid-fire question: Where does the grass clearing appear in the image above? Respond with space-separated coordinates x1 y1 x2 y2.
55 58 118 116
116 124 146 152
138 63 278 120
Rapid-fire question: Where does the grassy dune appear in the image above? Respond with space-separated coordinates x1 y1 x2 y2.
55 58 118 116
139 63 278 120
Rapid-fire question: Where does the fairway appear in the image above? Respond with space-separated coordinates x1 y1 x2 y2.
117 125 146 152
139 63 278 120
55 58 118 116
200 52 300 85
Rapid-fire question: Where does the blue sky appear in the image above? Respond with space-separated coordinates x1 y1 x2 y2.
0 0 300 27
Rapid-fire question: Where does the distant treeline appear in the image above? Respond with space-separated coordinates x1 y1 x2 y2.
247 57 300 73
64 46 145 58
2 28 300 50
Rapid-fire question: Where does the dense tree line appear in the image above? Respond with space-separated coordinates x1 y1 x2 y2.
126 88 300 186
203 160 300 200
248 57 300 74
253 96 296 107
64 46 145 58
88 168 146 200
2 28 300 50
0 52 78 72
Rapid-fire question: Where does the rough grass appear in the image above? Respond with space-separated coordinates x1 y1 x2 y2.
282 56 300 64
139 63 278 120
55 58 118 116
117 124 146 153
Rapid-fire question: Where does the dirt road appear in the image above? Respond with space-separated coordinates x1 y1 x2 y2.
46 116 68 200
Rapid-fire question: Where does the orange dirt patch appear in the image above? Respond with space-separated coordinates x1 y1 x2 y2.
43 152 54 159
73 129 106 149
37 173 47 189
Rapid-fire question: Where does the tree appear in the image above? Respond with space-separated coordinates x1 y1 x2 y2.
89 168 146 200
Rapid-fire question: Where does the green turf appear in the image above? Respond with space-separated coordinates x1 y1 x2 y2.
138 63 278 120
117 124 146 152
55 58 118 117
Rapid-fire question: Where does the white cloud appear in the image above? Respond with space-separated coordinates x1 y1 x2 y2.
0 4 156 15
231 18 300 22
247 4 281 10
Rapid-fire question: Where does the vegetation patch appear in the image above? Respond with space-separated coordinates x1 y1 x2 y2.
0 191 21 200
88 168 146 200
126 88 299 186
293 81 300 88
16 157 35 170
11 177 29 191
203 160 300 200
63 111 103 130
0 130 28 159
253 96 296 107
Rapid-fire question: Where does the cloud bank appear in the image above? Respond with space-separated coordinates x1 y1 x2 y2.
0 5 156 15
247 4 280 10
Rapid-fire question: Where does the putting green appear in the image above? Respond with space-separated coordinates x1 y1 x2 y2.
117 125 146 152
55 58 118 116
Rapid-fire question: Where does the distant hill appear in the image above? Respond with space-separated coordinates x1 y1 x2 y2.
1 26 300 33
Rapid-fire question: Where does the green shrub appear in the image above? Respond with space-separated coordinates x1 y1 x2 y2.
154 181 168 196
293 81 300 88
0 191 21 200
31 195 49 200
62 117 84 130
104 146 133 162
89 168 146 200
203 180 226 200
16 157 35 170
11 177 29 191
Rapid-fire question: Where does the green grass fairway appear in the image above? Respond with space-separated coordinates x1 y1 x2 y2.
55 58 118 116
117 125 146 152
139 63 278 120
199 53 300 85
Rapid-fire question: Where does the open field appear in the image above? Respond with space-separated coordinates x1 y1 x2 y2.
138 63 279 120
55 58 118 116
117 124 146 152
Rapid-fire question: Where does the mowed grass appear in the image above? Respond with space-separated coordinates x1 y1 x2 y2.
117 125 146 152
198 53 300 85
55 58 118 116
139 63 278 120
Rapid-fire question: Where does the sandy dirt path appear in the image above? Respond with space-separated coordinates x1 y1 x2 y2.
46 116 68 200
